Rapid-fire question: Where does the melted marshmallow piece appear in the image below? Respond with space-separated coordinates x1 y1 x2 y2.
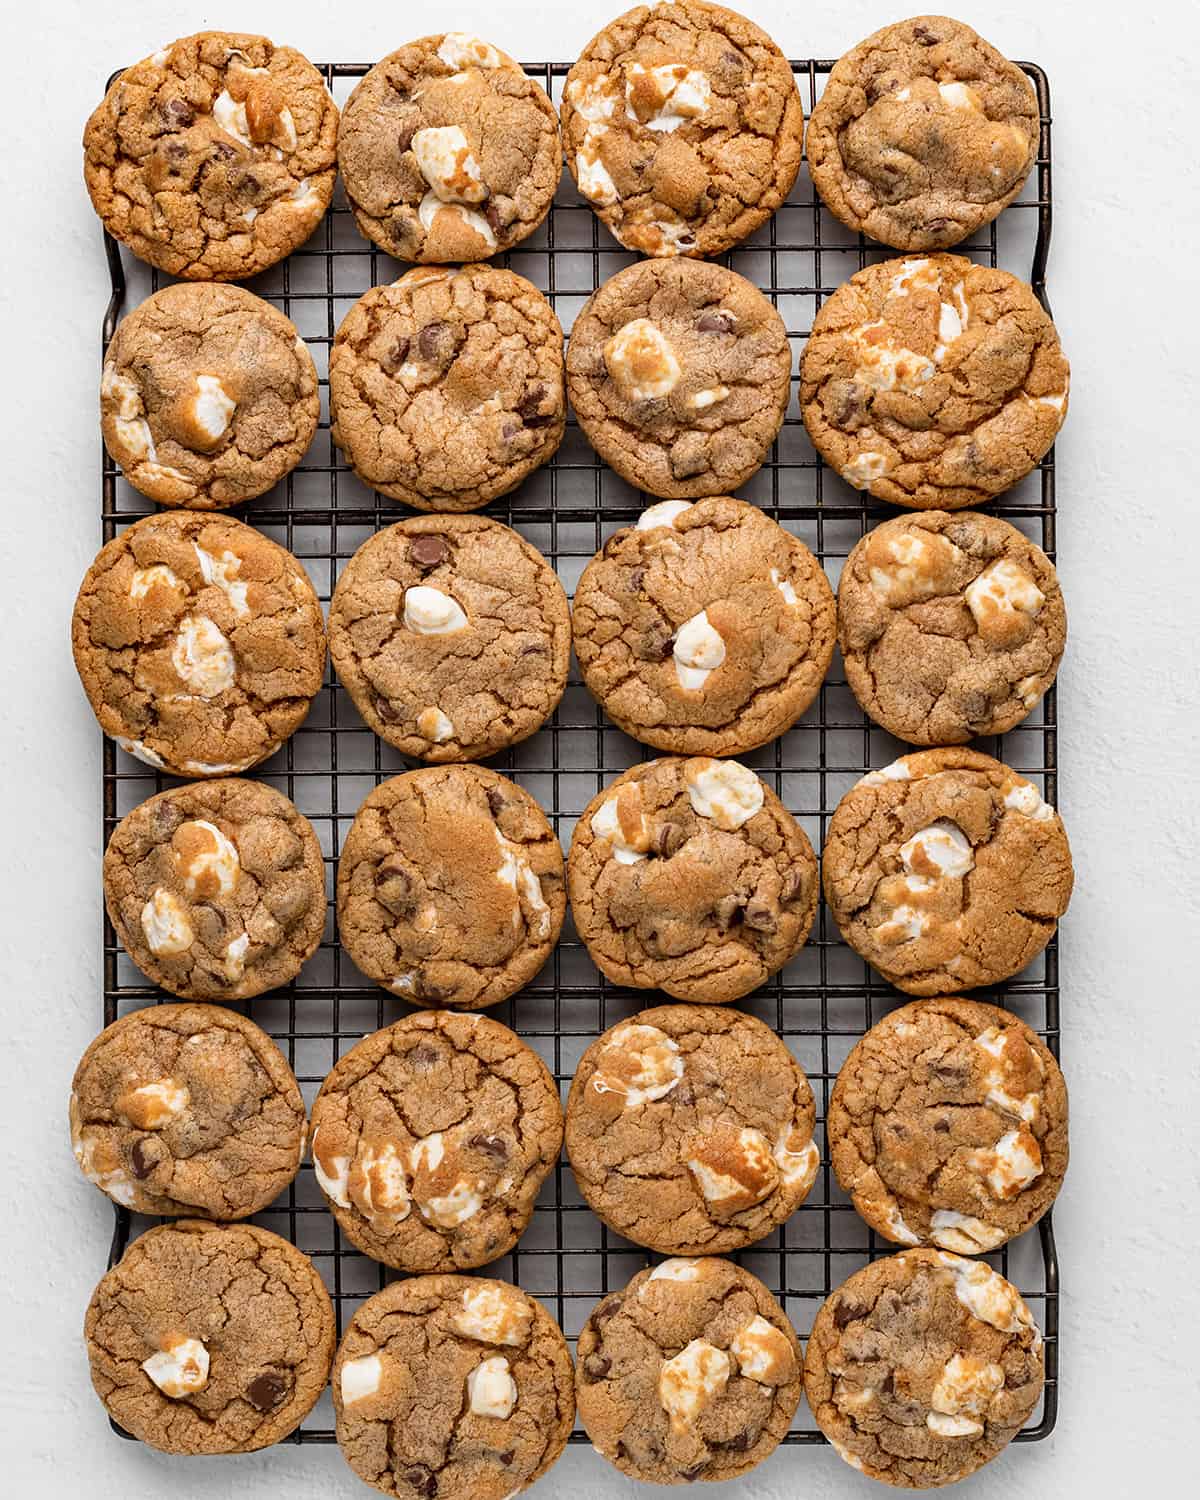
311 1127 352 1209
411 125 487 204
645 1258 703 1286
494 829 552 939
590 782 651 863
683 759 764 831
936 1252 1040 1340
637 499 693 530
690 384 729 411
567 75 621 206
173 819 241 899
116 737 167 766
351 1141 413 1222
417 706 455 743
171 616 236 698
865 527 960 606
222 931 250 982
842 451 892 489
1002 781 1055 822
861 758 912 787
882 1202 923 1246
140 888 194 957
142 1336 210 1399
603 319 682 402
625 62 711 131
773 1126 820 1191
964 559 1045 646
673 610 725 691
72 1129 136 1207
591 1023 684 1107
115 1078 190 1130
102 365 157 461
874 904 928 947
417 193 497 250
969 1128 1043 1200
184 375 237 451
900 820 975 883
927 1352 1004 1438
687 1126 778 1212
341 1353 383 1406
770 567 798 605
450 1283 534 1346
404 585 468 634
437 33 503 70
729 1315 796 1386
974 1026 1044 1125
467 1355 518 1418
194 544 250 617
929 1209 1007 1254
850 321 935 393
658 1340 731 1432
408 1133 486 1228
129 564 182 601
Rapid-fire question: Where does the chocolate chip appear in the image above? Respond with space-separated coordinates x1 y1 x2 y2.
629 567 645 592
714 896 742 931
652 821 684 858
164 142 188 163
485 200 503 233
719 1430 754 1452
246 1372 289 1411
130 1139 155 1179
210 141 238 161
592 1296 622 1326
409 534 449 569
397 123 415 153
497 1449 515 1466
676 233 697 249
582 1353 611 1381
408 1044 438 1070
681 1464 707 1481
924 217 954 234
401 1467 437 1498
375 855 415 915
636 630 674 662
417 320 455 362
833 1297 864 1329
501 420 519 441
161 98 194 128
780 868 807 904
486 787 507 818
469 1133 508 1160
416 973 451 1004
880 1370 895 1394
373 696 402 723
696 309 736 334
381 336 410 375
912 22 938 44
517 382 554 427
933 1117 951 1133
743 899 778 933
932 1059 967 1085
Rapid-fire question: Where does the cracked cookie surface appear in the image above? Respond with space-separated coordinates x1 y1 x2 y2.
84 1220 334 1453
573 496 835 754
330 267 565 510
800 255 1068 508
310 1011 562 1271
829 998 1067 1254
84 31 337 280
561 2 803 257
338 34 559 263
70 1003 306 1218
806 1248 1043 1486
333 1274 574 1498
839 511 1066 744
569 757 818 1004
566 260 792 500
72 511 326 778
822 749 1073 996
329 516 569 762
337 766 565 1008
577 1256 801 1484
102 779 326 1000
808 16 1039 253
101 283 319 509
566 1004 817 1254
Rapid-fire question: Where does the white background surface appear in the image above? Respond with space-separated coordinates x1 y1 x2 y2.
2 0 1197 1494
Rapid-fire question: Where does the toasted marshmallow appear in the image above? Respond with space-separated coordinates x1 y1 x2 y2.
604 319 682 402
140 888 194 957
683 759 763 830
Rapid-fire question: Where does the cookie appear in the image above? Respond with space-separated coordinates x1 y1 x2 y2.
337 34 559 262
332 1275 574 1499
329 267 565 511
101 284 319 509
70 1003 306 1219
337 766 565 1008
71 511 326 779
566 1004 818 1254
577 1257 802 1484
84 1220 334 1453
329 516 570 762
822 749 1073 996
572 496 835 755
102 779 326 1000
807 16 1039 252
84 32 337 280
800 254 1069 508
561 1 803 257
838 511 1066 744
828 998 1068 1254
805 1249 1044 1486
566 259 792 500
568 757 818 1004
310 1010 562 1271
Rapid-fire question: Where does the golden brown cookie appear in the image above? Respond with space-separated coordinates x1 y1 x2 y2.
329 516 569 762
566 259 792 500
807 16 1039 251
337 35 560 262
70 1003 306 1218
332 1275 575 1499
102 780 326 1000
838 511 1066 744
568 757 818 1004
310 1011 561 1272
101 284 319 509
800 255 1069 508
822 749 1073 996
71 512 326 779
84 1220 334 1453
828 999 1068 1253
577 1257 802 1484
84 32 337 280
572 497 835 755
566 1005 818 1254
561 2 803 256
805 1249 1044 1486
337 766 565 1008
330 267 565 511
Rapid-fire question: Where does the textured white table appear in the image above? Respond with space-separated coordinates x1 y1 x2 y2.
4 0 1196 1494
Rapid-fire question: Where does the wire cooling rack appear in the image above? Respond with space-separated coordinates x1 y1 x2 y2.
98 58 1060 1450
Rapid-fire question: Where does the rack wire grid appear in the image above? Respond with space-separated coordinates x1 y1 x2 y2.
98 57 1060 1450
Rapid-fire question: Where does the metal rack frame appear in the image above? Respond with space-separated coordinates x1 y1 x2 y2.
98 57 1060 1448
